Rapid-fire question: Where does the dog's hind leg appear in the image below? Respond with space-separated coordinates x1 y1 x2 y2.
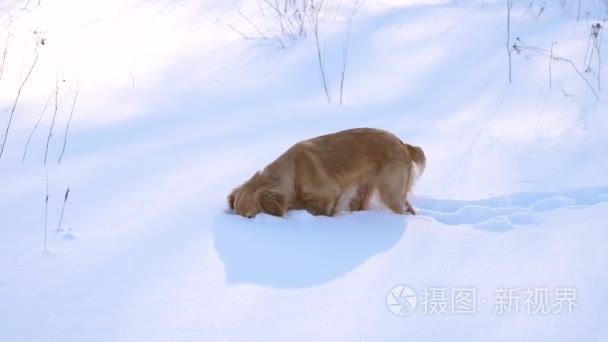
378 184 406 214
377 165 408 215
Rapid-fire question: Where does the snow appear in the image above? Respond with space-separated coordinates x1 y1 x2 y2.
1 0 608 341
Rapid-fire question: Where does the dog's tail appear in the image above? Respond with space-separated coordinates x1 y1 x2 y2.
404 143 426 177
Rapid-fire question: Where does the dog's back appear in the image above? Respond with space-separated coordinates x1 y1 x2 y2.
301 128 407 175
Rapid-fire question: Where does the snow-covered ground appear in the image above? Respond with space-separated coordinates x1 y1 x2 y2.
1 0 607 340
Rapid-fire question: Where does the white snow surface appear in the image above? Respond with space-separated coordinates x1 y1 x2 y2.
1 0 608 341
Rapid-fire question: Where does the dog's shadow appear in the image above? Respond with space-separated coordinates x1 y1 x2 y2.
212 185 608 288
212 210 406 289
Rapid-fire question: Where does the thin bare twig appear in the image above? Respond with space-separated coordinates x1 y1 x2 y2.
339 0 366 105
515 42 600 100
583 22 603 92
44 167 49 252
339 37 349 105
0 47 39 159
507 0 513 83
0 18 12 82
24 0 43 9
273 34 286 48
227 24 250 39
129 52 138 88
599 36 603 92
238 9 267 39
57 188 70 232
265 0 287 35
333 0 343 20
22 91 53 161
58 80 79 164
312 1 331 103
549 41 556 88
44 74 63 164
593 23 602 91
555 80 572 97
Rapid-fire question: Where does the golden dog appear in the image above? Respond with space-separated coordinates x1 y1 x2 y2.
228 128 426 218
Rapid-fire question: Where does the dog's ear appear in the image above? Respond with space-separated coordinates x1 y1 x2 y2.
257 189 287 217
227 189 237 210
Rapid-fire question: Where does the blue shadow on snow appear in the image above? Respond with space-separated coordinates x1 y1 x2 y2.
212 210 406 289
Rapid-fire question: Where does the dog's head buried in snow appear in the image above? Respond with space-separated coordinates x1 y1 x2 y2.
227 128 426 218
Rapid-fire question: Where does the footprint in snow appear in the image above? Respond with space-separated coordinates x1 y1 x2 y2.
414 185 608 232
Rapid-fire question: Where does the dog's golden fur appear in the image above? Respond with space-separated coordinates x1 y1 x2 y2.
228 128 426 218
